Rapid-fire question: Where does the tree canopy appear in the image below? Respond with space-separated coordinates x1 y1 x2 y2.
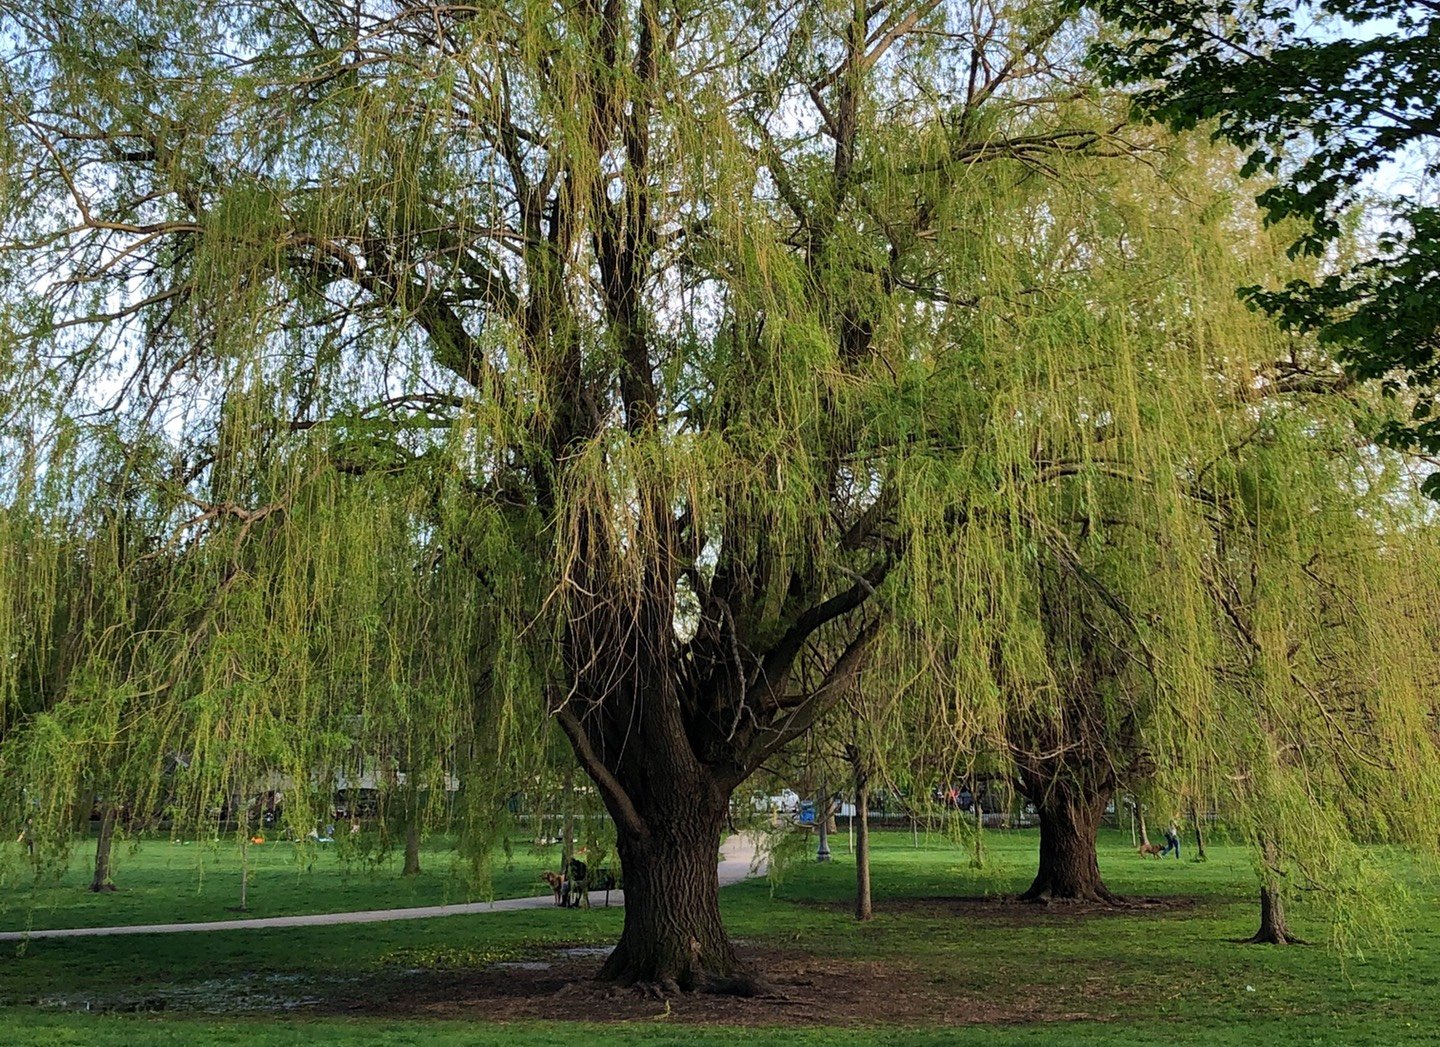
2 0 1439 991
1085 0 1440 486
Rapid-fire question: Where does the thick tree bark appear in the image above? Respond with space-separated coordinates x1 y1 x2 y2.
554 464 886 990
597 790 750 992
557 611 879 991
1019 784 1120 904
89 803 118 893
1136 801 1151 848
1190 802 1207 861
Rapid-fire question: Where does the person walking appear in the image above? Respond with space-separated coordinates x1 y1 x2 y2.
1160 818 1182 860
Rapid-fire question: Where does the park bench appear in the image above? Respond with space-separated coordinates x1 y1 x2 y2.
561 858 620 908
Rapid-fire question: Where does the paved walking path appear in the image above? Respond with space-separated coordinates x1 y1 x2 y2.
0 834 766 942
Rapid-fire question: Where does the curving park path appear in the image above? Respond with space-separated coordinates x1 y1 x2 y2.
0 834 766 942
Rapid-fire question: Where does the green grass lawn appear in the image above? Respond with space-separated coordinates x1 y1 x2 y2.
1 827 1437 1045
0 832 570 931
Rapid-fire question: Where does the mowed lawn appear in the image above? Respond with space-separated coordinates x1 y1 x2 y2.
0 833 570 931
1 828 1438 1045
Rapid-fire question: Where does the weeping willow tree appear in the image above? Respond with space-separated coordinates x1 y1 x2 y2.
1193 400 1440 947
808 134 1250 905
1002 156 1440 921
0 424 521 880
0 0 1154 989
0 431 197 887
5 0 1435 993
971 143 1287 906
836 127 1440 919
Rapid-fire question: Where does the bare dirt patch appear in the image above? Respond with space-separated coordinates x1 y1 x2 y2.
320 946 1120 1027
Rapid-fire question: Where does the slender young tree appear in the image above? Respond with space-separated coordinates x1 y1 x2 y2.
845 741 874 921
398 778 423 878
88 801 120 893
1187 800 1206 862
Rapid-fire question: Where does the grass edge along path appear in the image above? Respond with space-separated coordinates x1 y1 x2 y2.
0 835 764 941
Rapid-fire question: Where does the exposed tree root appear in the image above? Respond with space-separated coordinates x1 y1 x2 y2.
1242 883 1303 944
1241 928 1306 945
1018 883 1126 907
599 965 777 1000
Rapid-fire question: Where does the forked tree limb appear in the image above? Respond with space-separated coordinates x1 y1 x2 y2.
553 704 651 840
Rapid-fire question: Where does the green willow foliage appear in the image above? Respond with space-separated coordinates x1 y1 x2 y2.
844 138 1440 935
0 0 1436 968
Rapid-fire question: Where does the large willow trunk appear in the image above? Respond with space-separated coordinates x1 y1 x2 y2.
599 790 738 990
1013 699 1129 905
1010 570 1147 906
1020 782 1118 904
559 481 883 991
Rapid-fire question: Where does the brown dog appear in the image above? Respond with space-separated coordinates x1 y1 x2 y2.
1138 842 1164 858
541 870 565 905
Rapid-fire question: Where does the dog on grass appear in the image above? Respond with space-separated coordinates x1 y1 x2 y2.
1138 841 1165 858
541 870 565 905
